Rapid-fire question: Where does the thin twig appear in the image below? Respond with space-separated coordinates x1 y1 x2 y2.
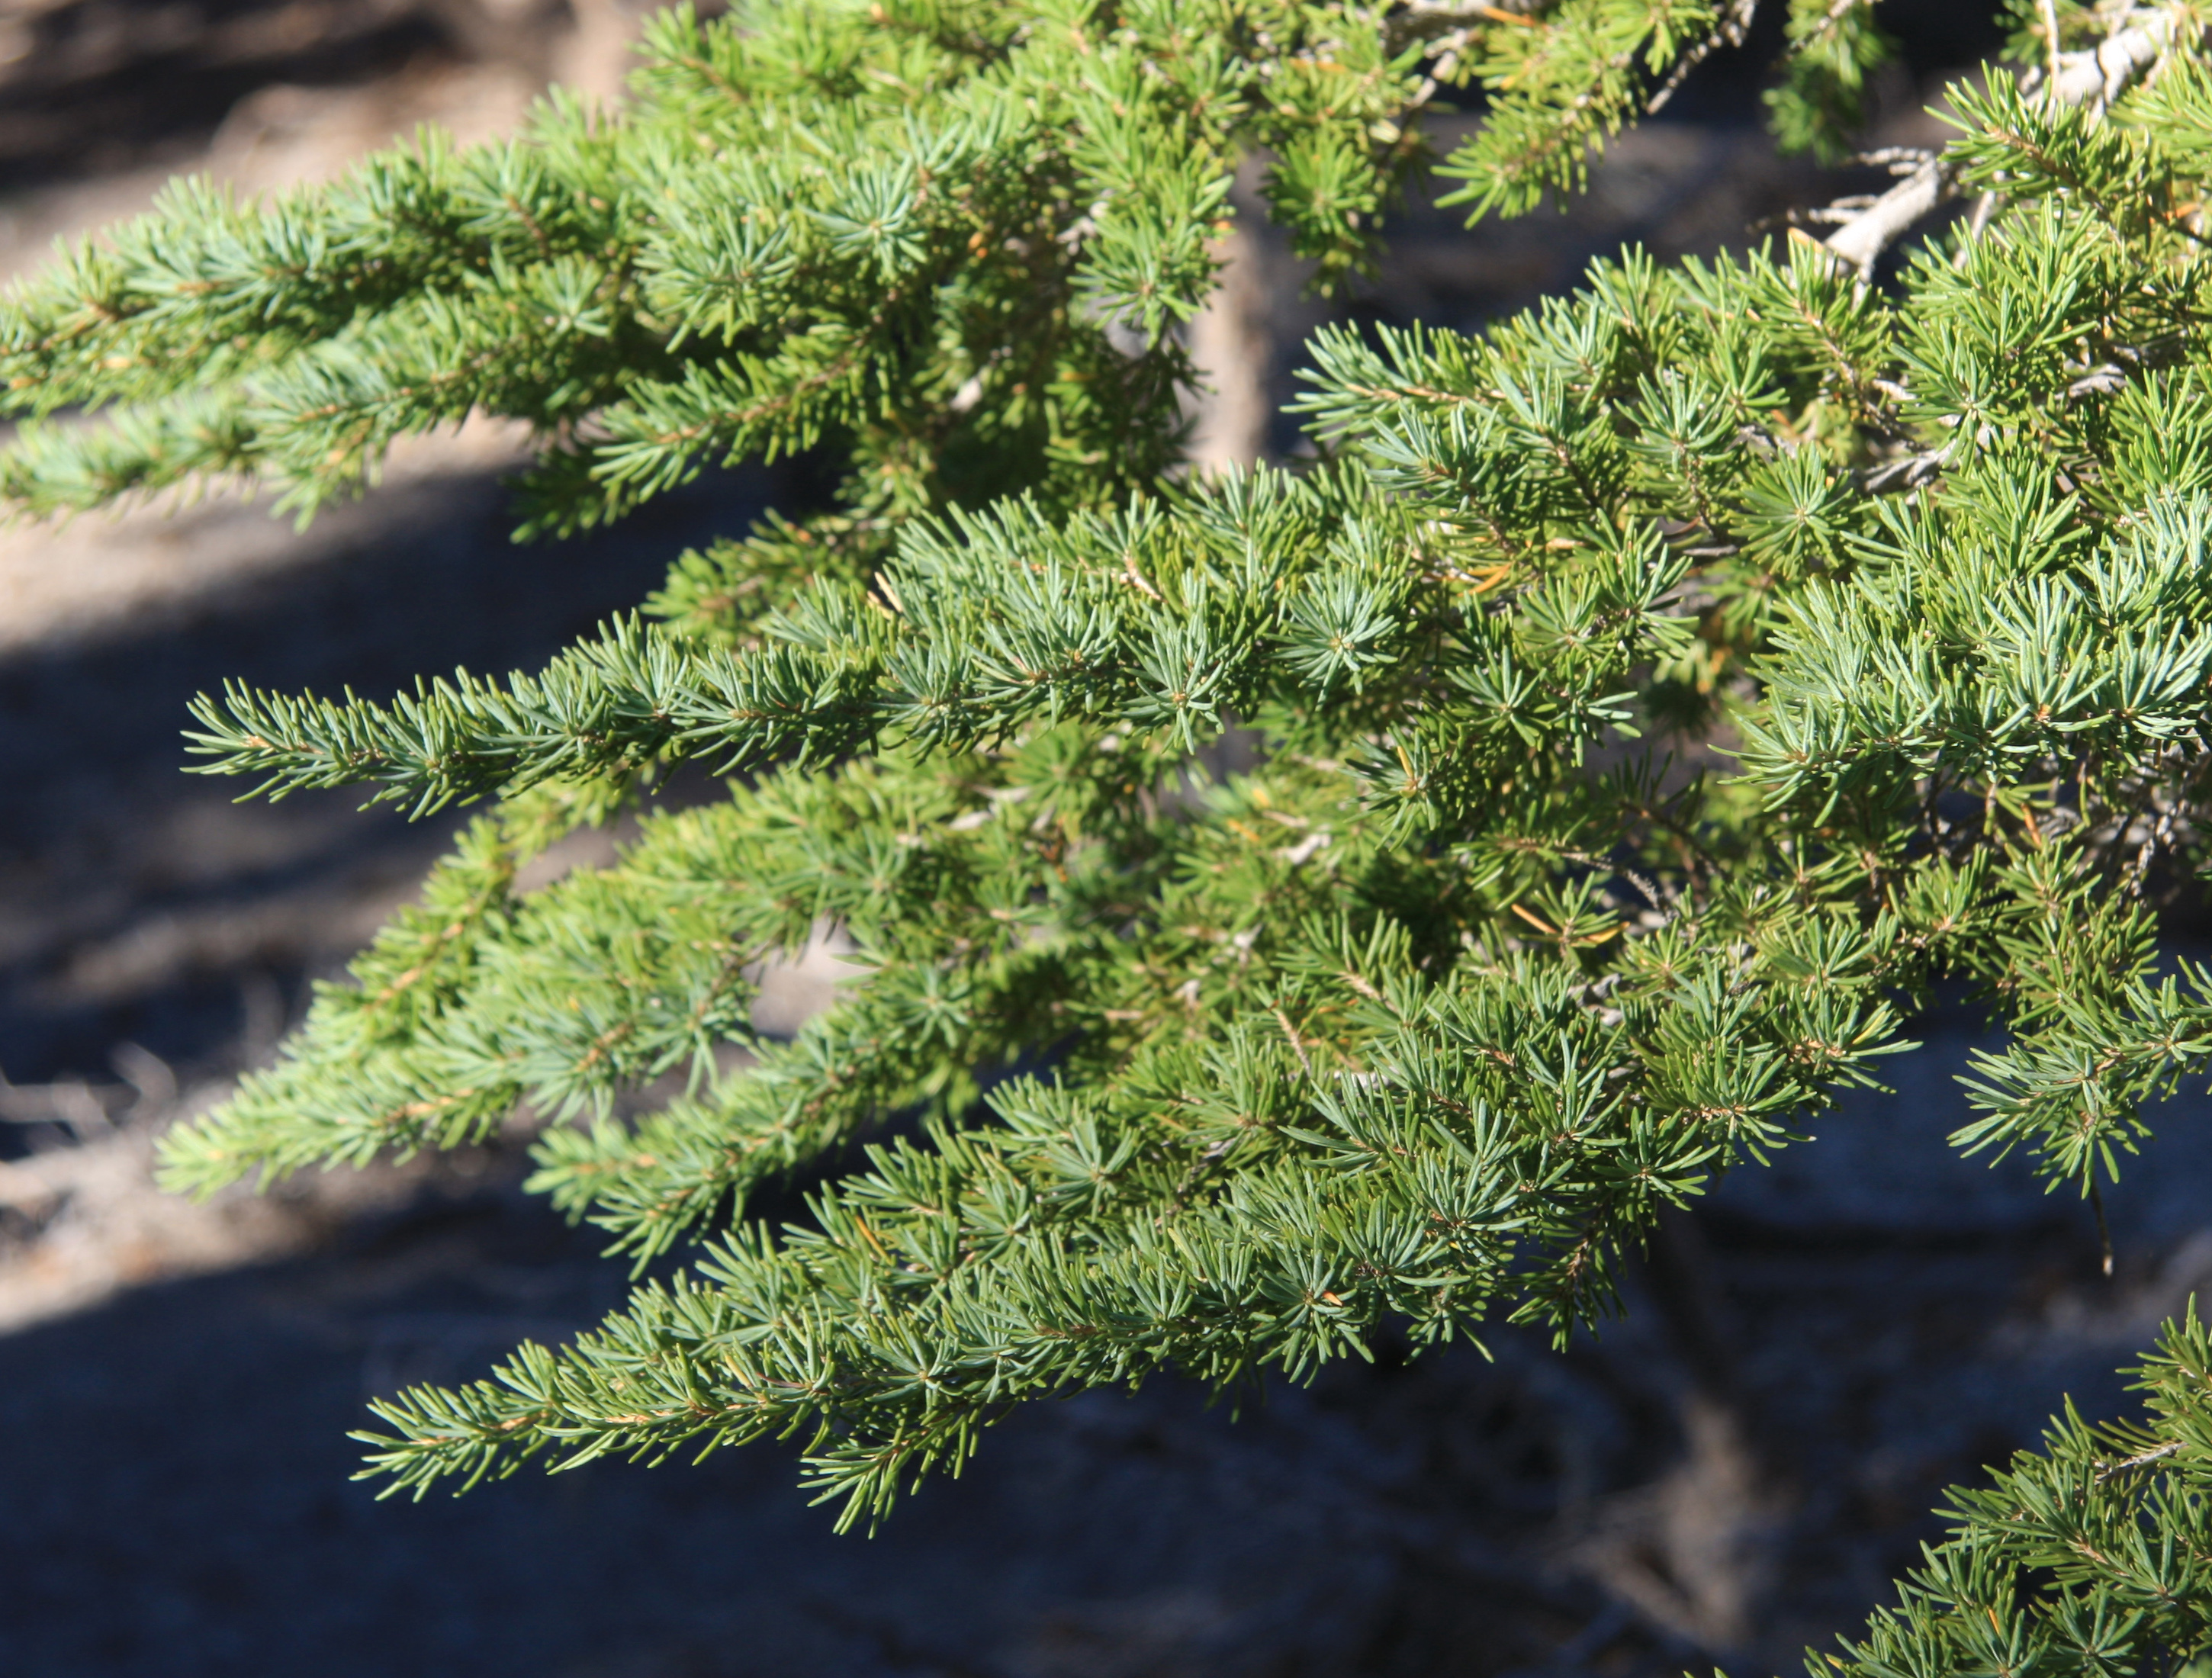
1645 0 1758 116
1270 1003 1314 1076
1824 158 1955 276
1850 146 1938 174
2096 1439 2181 1483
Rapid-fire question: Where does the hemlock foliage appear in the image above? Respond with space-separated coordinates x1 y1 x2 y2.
13 0 2212 1660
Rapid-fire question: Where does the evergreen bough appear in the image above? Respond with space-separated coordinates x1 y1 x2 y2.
13 0 2212 1662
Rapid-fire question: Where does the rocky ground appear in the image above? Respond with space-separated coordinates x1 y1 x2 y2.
5 5 2210 1676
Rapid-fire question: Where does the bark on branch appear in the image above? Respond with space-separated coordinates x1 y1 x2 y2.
1820 11 2181 275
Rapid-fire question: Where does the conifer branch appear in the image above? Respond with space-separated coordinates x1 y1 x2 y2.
30 0 2212 1605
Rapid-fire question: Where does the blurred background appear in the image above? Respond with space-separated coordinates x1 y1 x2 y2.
5 2 2212 1673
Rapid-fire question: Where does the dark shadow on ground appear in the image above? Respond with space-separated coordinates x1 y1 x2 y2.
2 1057 2205 1678
0 464 770 1091
0 1171 1543 1678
